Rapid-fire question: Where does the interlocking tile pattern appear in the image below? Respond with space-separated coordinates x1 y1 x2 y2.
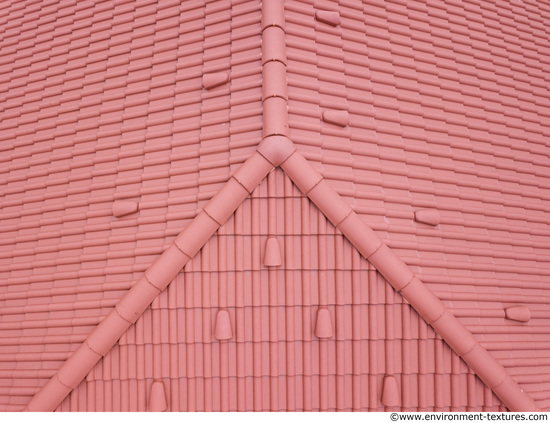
1 0 550 412
0 0 261 410
61 169 503 412
285 0 550 410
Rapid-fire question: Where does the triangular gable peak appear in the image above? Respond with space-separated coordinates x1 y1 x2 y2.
63 168 504 411
26 136 538 411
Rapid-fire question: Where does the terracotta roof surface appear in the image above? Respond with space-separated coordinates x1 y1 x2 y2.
55 169 515 411
1 0 550 412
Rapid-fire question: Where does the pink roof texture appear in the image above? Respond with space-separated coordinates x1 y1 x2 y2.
1 0 550 413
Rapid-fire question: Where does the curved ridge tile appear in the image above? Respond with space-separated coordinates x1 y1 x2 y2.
262 26 287 65
25 378 72 412
232 151 274 193
262 61 288 100
263 97 290 137
261 0 285 31
280 150 323 194
307 179 352 226
204 178 250 226
57 343 102 389
257 135 296 166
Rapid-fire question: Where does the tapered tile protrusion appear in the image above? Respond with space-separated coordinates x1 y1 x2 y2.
280 151 322 194
322 110 349 127
113 200 138 218
214 309 233 340
149 381 168 412
315 308 333 338
232 151 274 193
203 72 229 90
414 209 441 226
381 375 400 407
505 305 531 322
315 10 341 26
264 237 282 267
57 343 101 389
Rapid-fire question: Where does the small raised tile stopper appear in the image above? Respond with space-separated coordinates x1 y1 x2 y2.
414 209 441 226
505 305 531 323
315 308 333 338
264 237 282 267
382 375 400 407
214 309 233 340
113 200 138 218
315 10 341 27
203 72 229 90
149 380 168 412
322 110 349 127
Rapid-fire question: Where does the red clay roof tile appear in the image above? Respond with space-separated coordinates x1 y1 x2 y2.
2 0 550 413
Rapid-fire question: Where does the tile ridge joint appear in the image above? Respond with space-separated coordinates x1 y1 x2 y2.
430 308 451 329
262 24 286 33
301 171 324 195
264 93 288 101
493 374 511 390
461 339 477 357
202 206 222 226
397 273 415 293
277 146 298 168
115 307 132 324
86 341 102 357
263 58 287 67
231 175 252 194
365 239 385 259
173 242 192 260
56 374 71 389
335 208 354 227
257 135 296 167
143 273 163 293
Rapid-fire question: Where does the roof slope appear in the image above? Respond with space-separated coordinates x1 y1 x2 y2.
284 0 550 409
60 169 504 412
0 0 262 410
1 0 550 412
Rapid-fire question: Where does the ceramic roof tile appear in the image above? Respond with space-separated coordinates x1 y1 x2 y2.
60 170 509 411
2 0 550 413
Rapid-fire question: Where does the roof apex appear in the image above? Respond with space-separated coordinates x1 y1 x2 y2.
25 139 539 412
24 0 539 412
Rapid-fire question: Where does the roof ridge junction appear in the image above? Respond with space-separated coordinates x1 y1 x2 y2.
24 0 539 412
